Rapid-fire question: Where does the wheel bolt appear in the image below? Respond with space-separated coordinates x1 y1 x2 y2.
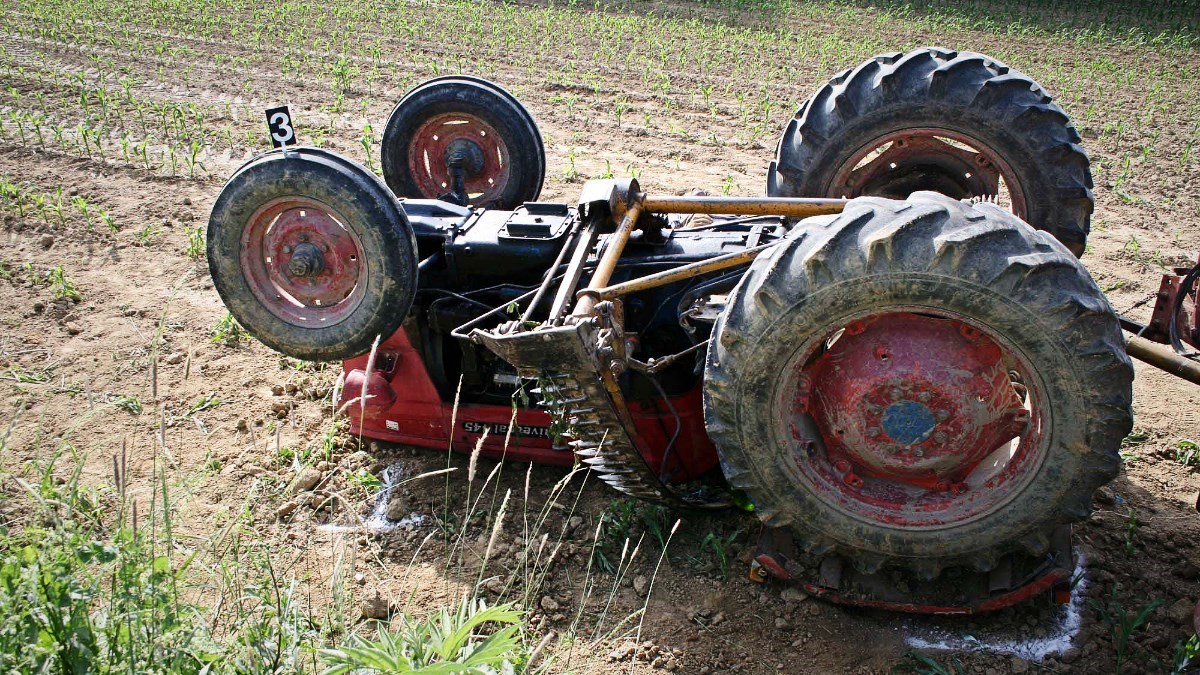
933 431 947 444
918 391 931 403
867 427 879 438
890 388 902 401
283 245 292 254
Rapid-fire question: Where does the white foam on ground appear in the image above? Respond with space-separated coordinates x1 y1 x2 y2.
903 551 1087 661
318 462 429 533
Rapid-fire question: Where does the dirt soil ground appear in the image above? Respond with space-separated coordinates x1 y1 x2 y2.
1 0 1199 672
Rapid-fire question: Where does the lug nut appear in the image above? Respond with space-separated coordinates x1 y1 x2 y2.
867 427 879 438
933 431 947 444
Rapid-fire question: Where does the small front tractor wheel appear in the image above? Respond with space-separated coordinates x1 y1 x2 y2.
381 76 545 209
705 191 1132 576
769 47 1093 256
207 147 418 361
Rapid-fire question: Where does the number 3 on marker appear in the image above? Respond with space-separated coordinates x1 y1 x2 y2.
265 106 295 148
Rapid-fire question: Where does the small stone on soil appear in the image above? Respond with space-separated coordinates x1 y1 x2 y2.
1166 597 1194 625
385 496 407 521
539 596 560 612
781 587 808 602
39 235 54 248
361 592 390 620
289 466 322 494
276 501 299 519
633 574 649 596
164 352 184 365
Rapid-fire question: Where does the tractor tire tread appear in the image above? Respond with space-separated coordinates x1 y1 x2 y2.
705 191 1132 574
769 46 1093 256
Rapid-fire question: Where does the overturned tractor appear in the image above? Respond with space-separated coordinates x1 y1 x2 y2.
207 48 1200 613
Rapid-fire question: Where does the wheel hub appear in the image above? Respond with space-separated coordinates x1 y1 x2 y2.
444 138 486 176
785 311 1042 527
806 314 1029 489
240 198 366 326
407 112 510 205
286 242 325 278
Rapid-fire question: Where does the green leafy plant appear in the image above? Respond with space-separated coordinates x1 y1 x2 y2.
1175 439 1199 468
211 312 244 346
1090 588 1162 673
699 530 740 580
345 469 383 493
108 393 143 414
45 265 81 301
1170 634 1199 674
320 599 527 673
897 650 966 675
185 225 205 259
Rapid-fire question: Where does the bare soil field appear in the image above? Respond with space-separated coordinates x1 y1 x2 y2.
1 0 1199 672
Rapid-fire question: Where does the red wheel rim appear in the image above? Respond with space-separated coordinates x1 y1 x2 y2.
829 128 1028 217
407 112 510 204
240 197 366 327
778 310 1046 529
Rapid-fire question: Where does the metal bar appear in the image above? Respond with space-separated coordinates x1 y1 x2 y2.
521 220 580 324
585 243 774 300
572 201 643 316
1125 333 1200 386
548 213 601 323
641 194 848 217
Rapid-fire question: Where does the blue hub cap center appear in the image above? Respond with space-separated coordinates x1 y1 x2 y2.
881 400 936 445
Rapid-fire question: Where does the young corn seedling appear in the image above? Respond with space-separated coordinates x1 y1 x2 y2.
71 196 94 229
359 124 377 173
45 265 81 302
1090 589 1162 674
185 225 204 259
184 139 204 178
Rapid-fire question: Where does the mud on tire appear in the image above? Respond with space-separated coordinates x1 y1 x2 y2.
768 47 1094 257
207 147 418 361
704 192 1132 575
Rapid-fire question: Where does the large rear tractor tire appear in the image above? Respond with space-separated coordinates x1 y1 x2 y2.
208 147 418 361
705 192 1132 576
768 47 1093 257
